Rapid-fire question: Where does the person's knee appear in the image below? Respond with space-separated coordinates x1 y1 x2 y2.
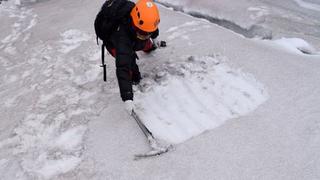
115 53 132 68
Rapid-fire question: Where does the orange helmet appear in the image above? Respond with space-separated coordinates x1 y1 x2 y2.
130 0 160 33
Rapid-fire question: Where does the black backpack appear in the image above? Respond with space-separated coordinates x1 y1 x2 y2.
94 0 133 44
94 0 133 82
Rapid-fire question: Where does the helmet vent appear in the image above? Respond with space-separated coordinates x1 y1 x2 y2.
137 12 140 18
139 20 144 25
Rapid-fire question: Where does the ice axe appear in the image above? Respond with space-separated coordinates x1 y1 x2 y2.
131 110 172 159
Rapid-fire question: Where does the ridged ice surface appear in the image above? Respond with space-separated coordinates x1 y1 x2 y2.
135 56 269 144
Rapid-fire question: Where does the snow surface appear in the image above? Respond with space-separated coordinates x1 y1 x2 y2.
0 0 320 179
59 29 91 54
156 0 320 49
0 1 102 178
270 37 319 55
293 0 320 12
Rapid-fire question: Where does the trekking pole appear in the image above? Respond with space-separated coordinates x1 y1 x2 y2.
101 43 107 82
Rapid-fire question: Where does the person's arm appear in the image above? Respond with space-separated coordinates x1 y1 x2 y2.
113 27 135 101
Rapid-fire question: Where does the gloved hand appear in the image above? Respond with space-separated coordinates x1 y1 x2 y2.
152 38 167 48
158 41 167 48
124 100 134 115
144 39 167 53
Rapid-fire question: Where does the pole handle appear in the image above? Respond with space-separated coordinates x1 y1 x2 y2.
101 43 107 82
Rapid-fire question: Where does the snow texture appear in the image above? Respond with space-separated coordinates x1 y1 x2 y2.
293 0 320 11
0 3 102 178
59 29 91 54
0 0 320 179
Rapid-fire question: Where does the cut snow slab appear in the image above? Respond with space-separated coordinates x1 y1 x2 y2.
134 56 269 144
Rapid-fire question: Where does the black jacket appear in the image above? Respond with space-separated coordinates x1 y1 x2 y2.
107 0 159 101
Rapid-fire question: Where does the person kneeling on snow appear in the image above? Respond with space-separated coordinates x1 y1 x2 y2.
102 0 165 114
